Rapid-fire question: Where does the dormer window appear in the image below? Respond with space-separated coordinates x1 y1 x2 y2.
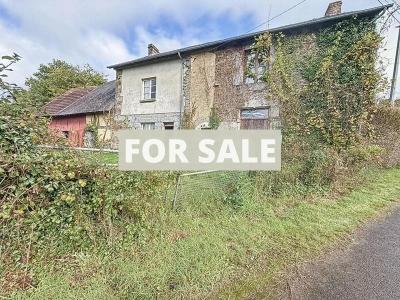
143 78 156 100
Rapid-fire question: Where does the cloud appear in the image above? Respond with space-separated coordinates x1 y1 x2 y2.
0 0 398 97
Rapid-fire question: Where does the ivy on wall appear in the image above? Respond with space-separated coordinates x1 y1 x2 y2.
252 17 385 150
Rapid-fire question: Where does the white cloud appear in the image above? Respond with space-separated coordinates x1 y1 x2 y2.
0 0 398 97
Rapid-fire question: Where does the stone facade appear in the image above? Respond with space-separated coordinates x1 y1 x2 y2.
114 70 125 123
110 4 382 131
127 112 181 130
188 52 216 128
182 57 191 115
113 43 282 131
213 45 280 129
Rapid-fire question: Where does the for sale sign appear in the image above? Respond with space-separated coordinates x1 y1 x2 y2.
117 130 281 171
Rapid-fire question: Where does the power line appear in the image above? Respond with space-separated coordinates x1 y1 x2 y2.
210 0 308 52
250 0 308 33
158 0 308 80
391 0 400 7
383 0 400 17
377 0 400 24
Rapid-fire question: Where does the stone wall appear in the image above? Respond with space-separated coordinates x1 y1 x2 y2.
213 45 280 129
127 112 181 130
114 70 125 123
188 52 216 128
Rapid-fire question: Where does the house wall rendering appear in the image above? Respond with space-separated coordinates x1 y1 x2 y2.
119 59 182 130
187 52 216 129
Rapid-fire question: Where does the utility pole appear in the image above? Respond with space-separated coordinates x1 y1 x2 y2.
390 26 400 106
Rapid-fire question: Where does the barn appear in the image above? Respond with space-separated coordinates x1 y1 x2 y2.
43 81 116 147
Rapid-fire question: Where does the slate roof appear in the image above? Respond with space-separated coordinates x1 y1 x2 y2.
44 87 95 116
108 4 392 70
57 80 116 116
44 81 116 116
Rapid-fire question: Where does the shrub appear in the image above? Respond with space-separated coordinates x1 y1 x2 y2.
222 174 252 209
345 144 384 166
300 148 339 187
0 99 172 265
372 105 400 167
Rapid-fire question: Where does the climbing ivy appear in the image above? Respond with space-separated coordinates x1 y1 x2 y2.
252 17 385 150
209 107 221 129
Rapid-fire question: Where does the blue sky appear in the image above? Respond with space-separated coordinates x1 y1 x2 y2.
0 0 398 97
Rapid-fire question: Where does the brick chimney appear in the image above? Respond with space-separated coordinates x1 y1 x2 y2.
325 1 343 17
148 44 159 56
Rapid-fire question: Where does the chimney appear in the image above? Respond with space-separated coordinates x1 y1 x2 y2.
325 1 343 17
148 44 159 56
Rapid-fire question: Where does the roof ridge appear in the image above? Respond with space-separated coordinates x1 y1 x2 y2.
108 4 392 70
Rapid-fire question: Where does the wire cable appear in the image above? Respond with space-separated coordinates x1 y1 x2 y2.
383 0 400 17
377 0 400 24
210 0 308 52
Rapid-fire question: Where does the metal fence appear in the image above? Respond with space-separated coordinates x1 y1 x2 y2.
166 171 247 210
42 145 250 210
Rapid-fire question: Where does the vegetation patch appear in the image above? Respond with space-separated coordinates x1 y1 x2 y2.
2 167 399 299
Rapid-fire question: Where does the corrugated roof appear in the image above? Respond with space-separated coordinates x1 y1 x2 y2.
108 4 391 70
44 87 95 116
57 80 116 116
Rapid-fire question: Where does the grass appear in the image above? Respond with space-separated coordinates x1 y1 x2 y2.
5 167 400 299
84 151 118 164
45 148 119 165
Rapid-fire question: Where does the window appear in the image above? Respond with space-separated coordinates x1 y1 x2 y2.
143 78 156 100
240 107 270 129
62 131 69 138
245 51 267 84
141 122 155 130
163 122 174 130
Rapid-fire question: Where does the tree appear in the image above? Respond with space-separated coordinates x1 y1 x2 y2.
0 53 22 101
25 59 106 106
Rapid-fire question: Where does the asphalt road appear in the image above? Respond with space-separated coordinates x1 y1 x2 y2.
288 206 400 300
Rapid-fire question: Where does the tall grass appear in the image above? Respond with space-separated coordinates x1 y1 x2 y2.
5 167 400 299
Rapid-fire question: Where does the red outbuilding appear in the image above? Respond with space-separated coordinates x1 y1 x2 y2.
43 88 95 146
43 82 116 147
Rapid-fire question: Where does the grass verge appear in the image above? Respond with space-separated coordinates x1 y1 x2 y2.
4 167 400 299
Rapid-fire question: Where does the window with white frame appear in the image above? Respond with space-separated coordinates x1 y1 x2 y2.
141 122 155 130
245 51 267 84
143 78 157 100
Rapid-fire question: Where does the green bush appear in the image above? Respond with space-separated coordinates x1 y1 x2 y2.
345 144 384 166
0 100 172 265
222 173 252 209
373 105 400 167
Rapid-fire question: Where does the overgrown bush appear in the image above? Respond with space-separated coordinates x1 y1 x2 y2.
0 99 172 267
373 104 400 167
223 173 252 209
250 16 388 196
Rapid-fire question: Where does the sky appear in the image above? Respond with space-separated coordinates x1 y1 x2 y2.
0 0 399 98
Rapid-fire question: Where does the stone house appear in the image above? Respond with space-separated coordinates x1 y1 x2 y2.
108 2 389 130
